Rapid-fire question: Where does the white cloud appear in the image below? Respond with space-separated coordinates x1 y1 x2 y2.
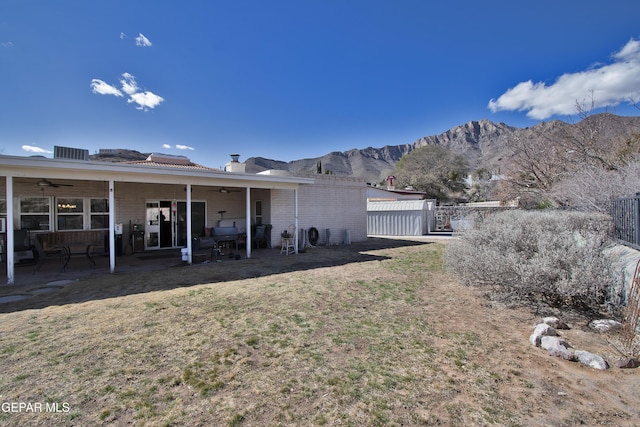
1 41 12 48
135 33 152 47
119 32 127 40
22 145 52 154
90 79 124 97
488 38 640 119
128 90 164 111
120 72 139 95
176 145 195 150
163 144 172 149
91 72 164 111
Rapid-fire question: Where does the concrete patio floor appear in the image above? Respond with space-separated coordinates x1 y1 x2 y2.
0 245 280 295
0 235 450 308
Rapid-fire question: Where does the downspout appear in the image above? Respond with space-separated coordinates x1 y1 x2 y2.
186 184 192 264
108 179 116 273
5 176 14 284
294 187 299 254
245 186 252 259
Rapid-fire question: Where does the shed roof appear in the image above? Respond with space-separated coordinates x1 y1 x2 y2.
367 200 428 212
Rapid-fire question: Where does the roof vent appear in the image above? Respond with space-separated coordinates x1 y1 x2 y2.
54 146 89 161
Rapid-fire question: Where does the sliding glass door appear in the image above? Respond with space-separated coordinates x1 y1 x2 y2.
146 200 205 249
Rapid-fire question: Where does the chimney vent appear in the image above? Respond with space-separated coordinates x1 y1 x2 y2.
225 154 245 173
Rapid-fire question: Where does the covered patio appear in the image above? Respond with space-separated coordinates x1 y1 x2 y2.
1 154 315 284
0 242 284 290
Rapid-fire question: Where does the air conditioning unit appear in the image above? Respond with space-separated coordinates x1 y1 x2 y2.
0 218 5 233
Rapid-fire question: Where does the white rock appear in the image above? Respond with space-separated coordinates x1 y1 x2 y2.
574 350 609 370
540 336 573 360
529 323 558 347
542 316 570 329
588 319 622 332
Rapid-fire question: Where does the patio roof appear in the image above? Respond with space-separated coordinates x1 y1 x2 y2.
0 154 314 189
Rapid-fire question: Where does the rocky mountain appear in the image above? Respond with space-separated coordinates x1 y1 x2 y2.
245 114 640 184
244 119 516 183
245 144 412 184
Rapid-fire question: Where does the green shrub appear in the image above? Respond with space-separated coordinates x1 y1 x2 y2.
445 210 619 312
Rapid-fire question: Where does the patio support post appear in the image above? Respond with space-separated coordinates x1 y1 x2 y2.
294 188 299 254
5 176 15 284
245 186 252 259
108 179 116 273
186 184 192 264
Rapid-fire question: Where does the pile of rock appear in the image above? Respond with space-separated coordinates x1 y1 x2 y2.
529 316 638 370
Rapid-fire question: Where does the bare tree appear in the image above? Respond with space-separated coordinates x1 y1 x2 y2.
552 157 640 212
498 96 640 208
559 95 638 170
497 120 569 207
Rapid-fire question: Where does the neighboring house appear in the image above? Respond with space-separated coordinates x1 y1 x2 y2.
0 149 367 284
367 185 427 201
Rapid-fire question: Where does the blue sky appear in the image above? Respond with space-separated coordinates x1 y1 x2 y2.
1 1 639 170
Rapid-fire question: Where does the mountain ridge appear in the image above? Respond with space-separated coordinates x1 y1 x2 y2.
245 114 640 183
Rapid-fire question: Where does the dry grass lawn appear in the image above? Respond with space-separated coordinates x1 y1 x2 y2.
0 238 638 426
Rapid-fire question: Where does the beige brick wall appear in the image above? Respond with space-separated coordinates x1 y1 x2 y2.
270 174 367 247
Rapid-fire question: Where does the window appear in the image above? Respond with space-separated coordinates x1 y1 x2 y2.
57 198 83 230
255 200 263 225
0 199 5 233
17 197 109 232
0 198 5 220
90 199 109 229
20 197 51 230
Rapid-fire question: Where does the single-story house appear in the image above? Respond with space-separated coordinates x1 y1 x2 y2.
0 149 367 284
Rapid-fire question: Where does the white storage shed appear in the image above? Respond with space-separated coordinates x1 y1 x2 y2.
367 200 435 236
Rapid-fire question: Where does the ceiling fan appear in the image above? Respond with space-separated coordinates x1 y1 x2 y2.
216 187 241 193
37 179 74 188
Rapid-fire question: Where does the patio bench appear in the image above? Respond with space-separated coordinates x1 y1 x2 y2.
37 230 107 270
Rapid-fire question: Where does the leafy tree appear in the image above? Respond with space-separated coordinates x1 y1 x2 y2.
394 145 469 202
467 168 495 202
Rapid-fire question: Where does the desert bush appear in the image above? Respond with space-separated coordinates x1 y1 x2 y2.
445 210 621 313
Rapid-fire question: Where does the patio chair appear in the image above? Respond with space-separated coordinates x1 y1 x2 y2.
252 225 267 249
280 224 296 255
13 229 36 264
264 224 272 248
33 236 68 272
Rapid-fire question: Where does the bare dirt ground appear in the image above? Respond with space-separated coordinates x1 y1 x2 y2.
0 237 638 426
